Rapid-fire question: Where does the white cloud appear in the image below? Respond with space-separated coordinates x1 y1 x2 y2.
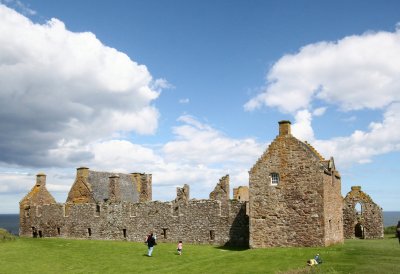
179 98 190 104
291 110 315 142
245 27 400 169
245 28 400 113
0 5 162 167
313 107 326 117
163 115 265 166
80 115 266 200
1 0 36 15
314 103 400 166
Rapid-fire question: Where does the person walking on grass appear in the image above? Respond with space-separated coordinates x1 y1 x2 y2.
396 221 400 244
145 232 157 257
177 240 183 255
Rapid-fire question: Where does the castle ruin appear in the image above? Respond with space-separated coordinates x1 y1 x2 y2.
20 121 382 247
343 186 384 239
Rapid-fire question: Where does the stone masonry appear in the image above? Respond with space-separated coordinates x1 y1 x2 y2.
249 121 343 247
343 186 383 239
20 120 382 248
233 186 249 202
20 171 248 246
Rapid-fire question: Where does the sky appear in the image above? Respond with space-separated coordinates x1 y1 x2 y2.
0 0 399 213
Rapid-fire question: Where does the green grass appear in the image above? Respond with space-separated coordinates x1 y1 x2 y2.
0 228 16 241
0 236 399 274
384 226 397 235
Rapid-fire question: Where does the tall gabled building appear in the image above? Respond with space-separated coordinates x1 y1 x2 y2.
249 121 344 247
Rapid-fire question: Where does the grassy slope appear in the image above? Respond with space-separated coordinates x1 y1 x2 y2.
0 228 15 241
0 237 399 274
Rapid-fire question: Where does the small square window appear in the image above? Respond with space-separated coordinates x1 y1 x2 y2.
271 173 279 186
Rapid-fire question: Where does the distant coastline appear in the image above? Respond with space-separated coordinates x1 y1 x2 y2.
383 211 400 227
1 211 399 236
0 214 19 235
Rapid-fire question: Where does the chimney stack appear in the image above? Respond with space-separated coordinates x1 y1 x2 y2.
36 173 46 186
109 174 121 203
278 120 291 136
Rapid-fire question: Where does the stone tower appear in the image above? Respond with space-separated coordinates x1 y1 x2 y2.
248 120 343 247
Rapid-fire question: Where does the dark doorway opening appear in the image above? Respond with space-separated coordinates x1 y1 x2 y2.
355 223 364 238
38 230 43 238
88 228 92 237
32 227 37 238
123 229 127 238
210 230 215 240
57 227 61 236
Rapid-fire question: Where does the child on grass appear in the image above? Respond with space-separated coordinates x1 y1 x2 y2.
177 240 183 255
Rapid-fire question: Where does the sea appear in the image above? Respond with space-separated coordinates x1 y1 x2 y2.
1 212 399 236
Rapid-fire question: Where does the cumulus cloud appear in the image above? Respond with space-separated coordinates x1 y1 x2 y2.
0 4 161 167
245 27 400 168
82 115 266 200
314 102 400 166
163 115 265 167
245 28 400 113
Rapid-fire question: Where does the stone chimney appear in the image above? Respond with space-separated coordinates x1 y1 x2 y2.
36 173 46 186
109 174 121 203
351 186 361 191
131 172 152 202
278 120 291 136
76 167 89 179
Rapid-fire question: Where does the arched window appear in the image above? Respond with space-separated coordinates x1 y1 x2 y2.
270 173 279 186
355 202 362 215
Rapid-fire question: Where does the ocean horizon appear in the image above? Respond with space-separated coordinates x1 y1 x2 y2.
1 212 399 236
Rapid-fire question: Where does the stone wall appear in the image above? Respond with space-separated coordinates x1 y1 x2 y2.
249 121 343 248
19 199 249 246
322 163 344 246
233 186 249 202
343 186 383 239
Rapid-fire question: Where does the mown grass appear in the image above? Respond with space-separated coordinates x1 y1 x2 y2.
0 236 399 274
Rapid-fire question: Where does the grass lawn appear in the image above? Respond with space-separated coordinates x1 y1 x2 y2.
0 236 399 273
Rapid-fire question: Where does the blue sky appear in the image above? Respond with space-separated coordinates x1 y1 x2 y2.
0 0 399 213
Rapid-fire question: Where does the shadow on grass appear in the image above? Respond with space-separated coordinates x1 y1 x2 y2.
213 245 249 251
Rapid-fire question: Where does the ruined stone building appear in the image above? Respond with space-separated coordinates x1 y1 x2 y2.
343 186 383 239
21 120 379 248
20 169 248 246
233 186 249 202
249 121 343 247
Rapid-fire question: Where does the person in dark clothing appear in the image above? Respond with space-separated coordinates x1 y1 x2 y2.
396 221 400 244
146 232 156 256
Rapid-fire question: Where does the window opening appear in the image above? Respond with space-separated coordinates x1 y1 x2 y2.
271 173 279 186
355 202 362 215
162 228 168 239
95 204 100 216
